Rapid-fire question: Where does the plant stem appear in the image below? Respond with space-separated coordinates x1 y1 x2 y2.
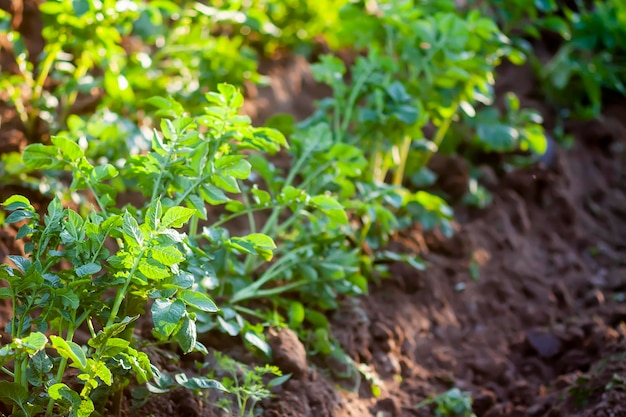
392 135 412 186
106 248 147 328
338 64 375 142
233 244 314 303
188 215 199 240
418 103 458 170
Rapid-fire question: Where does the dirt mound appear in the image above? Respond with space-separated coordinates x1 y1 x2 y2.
261 104 626 416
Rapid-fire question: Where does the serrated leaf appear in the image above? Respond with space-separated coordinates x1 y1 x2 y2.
178 290 219 312
152 299 185 338
161 206 195 229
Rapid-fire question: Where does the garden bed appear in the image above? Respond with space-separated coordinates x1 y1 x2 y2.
1 1 625 416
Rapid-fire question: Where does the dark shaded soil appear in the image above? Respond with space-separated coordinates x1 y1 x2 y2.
1 3 626 417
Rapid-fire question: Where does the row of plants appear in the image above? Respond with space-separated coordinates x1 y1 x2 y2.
0 0 623 415
470 0 626 119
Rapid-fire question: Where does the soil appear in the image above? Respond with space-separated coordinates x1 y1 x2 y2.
1 3 626 417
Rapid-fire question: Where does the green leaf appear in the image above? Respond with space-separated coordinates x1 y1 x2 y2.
145 96 185 118
48 383 95 417
161 206 195 229
22 143 64 170
147 199 163 230
152 299 185 338
201 184 229 205
75 262 101 277
244 331 271 357
123 211 144 247
215 156 251 179
150 245 184 266
173 314 196 354
52 136 83 162
97 338 130 358
3 195 32 209
93 360 113 386
178 290 219 312
138 262 170 280
50 336 88 371
229 233 276 261
55 288 80 309
310 195 348 224
5 210 33 224
251 186 271 205
0 381 29 406
18 332 47 354
174 373 227 391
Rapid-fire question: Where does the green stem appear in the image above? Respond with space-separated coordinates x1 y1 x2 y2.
188 215 199 240
233 245 314 303
210 206 269 229
260 145 313 236
241 190 256 235
0 367 14 377
419 102 459 170
392 135 412 186
339 64 375 142
241 146 314 273
106 248 147 328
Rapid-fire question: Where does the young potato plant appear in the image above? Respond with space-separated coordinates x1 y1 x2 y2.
179 119 364 356
472 0 626 118
325 0 526 185
0 84 286 416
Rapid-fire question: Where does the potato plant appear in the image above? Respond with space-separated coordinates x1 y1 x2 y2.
0 85 288 416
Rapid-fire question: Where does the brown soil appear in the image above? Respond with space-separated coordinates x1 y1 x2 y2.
1 4 626 417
